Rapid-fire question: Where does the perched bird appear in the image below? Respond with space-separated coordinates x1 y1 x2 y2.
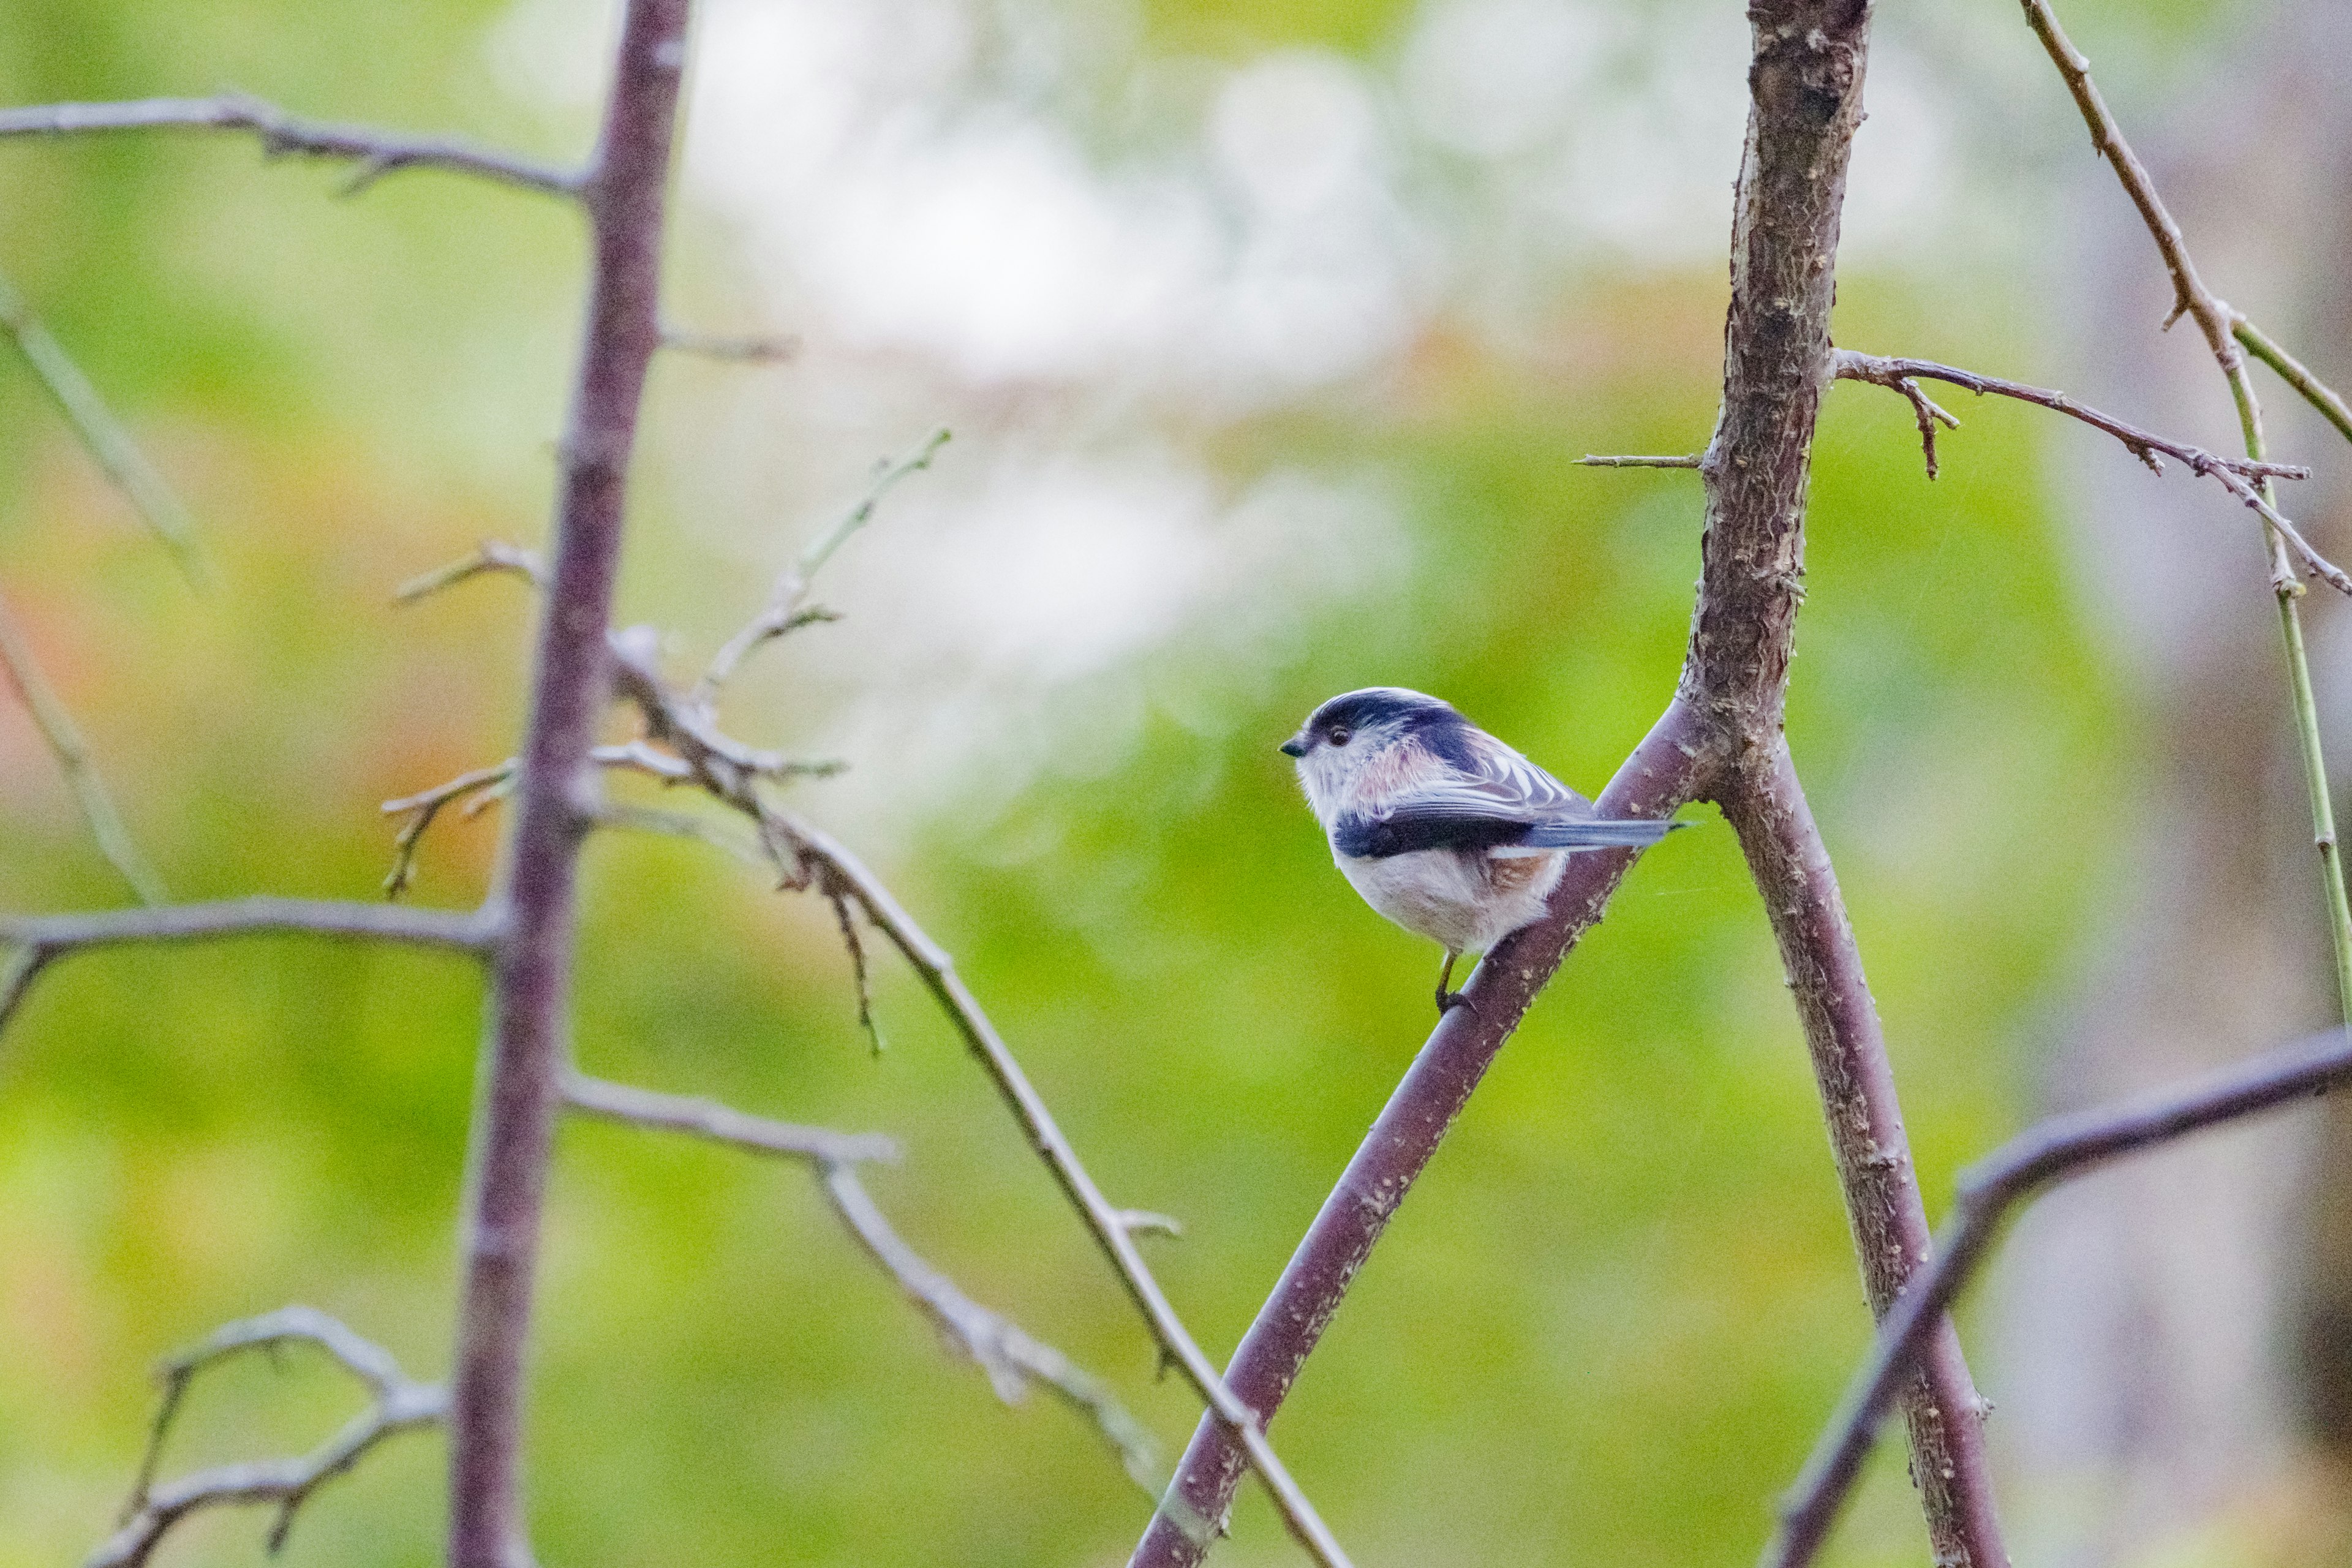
1281 687 1681 1013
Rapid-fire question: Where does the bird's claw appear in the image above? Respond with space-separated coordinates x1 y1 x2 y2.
1436 989 1476 1017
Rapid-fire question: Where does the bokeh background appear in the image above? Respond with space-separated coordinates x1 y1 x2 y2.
3 1 2349 1565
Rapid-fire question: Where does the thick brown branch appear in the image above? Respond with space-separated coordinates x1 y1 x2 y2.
1770 1028 2352 1568
1719 741 2004 1567
92 1306 445 1568
0 94 581 198
447 2 685 1562
1129 703 1709 1567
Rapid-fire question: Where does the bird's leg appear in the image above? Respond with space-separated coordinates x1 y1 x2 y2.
1435 950 1474 1015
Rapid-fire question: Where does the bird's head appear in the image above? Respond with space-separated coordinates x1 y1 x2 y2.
1281 687 1466 820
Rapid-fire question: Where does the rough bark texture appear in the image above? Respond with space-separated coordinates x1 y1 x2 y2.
445 4 688 1565
1131 4 2009 1564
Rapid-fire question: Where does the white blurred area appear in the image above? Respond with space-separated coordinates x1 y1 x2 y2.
483 0 1978 842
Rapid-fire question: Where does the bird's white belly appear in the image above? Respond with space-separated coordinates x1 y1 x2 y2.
1335 846 1566 954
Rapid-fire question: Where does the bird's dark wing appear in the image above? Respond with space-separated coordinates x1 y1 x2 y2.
1333 743 1682 859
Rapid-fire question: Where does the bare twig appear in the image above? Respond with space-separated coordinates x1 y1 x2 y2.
560 1072 1159 1490
598 633 1352 1566
0 897 494 958
2234 314 2352 448
0 267 202 579
0 588 168 904
382 761 516 897
694 427 951 706
447 4 690 1561
1576 453 1702 468
1770 1027 2352 1568
2018 0 2352 1065
660 323 800 364
562 1070 897 1166
92 1306 445 1568
0 944 50 1038
1833 348 2347 592
394 541 545 604
0 94 581 198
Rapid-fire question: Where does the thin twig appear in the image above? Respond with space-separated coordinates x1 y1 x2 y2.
382 761 516 897
660 324 800 364
393 541 545 603
1576 453 1702 468
0 944 50 1038
0 588 169 904
562 1070 897 1166
1770 1027 2352 1568
1834 347 2345 593
0 897 494 957
560 1072 1159 1491
92 1306 446 1568
0 267 202 580
2234 314 2352 448
598 638 1350 1567
2016 0 2352 1033
0 94 581 198
693 427 951 706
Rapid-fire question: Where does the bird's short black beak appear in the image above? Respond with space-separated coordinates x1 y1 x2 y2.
1278 735 1308 758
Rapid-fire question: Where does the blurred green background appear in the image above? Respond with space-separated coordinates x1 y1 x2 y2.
0 0 2298 1565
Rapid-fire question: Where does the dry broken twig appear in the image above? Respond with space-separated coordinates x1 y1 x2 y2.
1575 453 1701 469
561 1071 1159 1488
90 1306 446 1568
1769 1027 2352 1568
0 94 580 198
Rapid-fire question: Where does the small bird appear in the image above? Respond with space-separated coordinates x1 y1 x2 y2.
1281 687 1681 1014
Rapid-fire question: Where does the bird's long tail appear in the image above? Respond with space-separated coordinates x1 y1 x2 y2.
1513 817 1686 851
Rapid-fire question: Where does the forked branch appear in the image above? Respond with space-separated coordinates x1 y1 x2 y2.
562 1072 1160 1491
1770 1027 2352 1568
91 1306 446 1568
0 94 581 198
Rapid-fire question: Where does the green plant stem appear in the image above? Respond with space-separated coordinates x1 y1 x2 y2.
2235 315 2352 448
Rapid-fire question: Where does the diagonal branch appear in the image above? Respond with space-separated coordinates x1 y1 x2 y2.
2233 314 2352 449
1833 348 2347 593
91 1306 446 1568
694 426 951 706
0 587 169 905
1770 1027 2352 1568
0 266 202 579
560 1072 1160 1491
0 94 582 199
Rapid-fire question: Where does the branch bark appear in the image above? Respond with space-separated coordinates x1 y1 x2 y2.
1771 1027 2352 1568
1134 6 2008 1565
445 2 685 1563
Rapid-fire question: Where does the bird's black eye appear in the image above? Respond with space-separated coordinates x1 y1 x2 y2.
1329 725 1351 747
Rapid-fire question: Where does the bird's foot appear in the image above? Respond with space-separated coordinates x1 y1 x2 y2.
1436 988 1476 1017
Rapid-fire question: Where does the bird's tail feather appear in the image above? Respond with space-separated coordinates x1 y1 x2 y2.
1512 817 1686 852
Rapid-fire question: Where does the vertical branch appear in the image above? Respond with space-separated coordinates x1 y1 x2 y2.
445 2 686 1564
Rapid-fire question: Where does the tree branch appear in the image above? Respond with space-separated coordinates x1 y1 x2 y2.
2234 313 2352 449
0 94 581 199
1833 348 2346 592
0 896 495 958
1769 1027 2352 1568
91 1306 445 1568
1129 703 1708 1567
1576 453 1702 469
0 266 202 579
0 587 169 905
660 323 800 364
560 1071 1161 1491
446 3 688 1562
